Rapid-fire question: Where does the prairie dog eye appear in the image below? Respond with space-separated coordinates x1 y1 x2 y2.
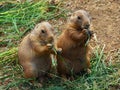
41 29 46 33
77 16 81 20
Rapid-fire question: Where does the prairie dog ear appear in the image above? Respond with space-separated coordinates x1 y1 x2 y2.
34 23 40 30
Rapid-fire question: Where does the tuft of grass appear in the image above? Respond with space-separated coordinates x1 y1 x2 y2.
0 46 119 90
0 47 18 66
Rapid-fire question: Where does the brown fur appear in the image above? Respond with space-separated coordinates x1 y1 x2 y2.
56 10 93 79
18 22 55 82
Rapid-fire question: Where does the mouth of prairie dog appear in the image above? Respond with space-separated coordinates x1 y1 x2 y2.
84 29 91 37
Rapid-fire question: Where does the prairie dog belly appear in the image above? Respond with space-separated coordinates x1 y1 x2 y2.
32 55 52 76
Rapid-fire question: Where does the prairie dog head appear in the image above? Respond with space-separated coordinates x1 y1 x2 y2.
32 22 54 45
69 10 91 30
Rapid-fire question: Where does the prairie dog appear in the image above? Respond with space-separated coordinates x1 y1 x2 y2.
56 10 93 80
18 22 55 82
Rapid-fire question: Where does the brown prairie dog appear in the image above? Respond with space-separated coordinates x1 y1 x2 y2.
56 10 93 80
18 22 55 82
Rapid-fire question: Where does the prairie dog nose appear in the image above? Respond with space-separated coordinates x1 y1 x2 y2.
84 24 90 29
48 35 54 43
